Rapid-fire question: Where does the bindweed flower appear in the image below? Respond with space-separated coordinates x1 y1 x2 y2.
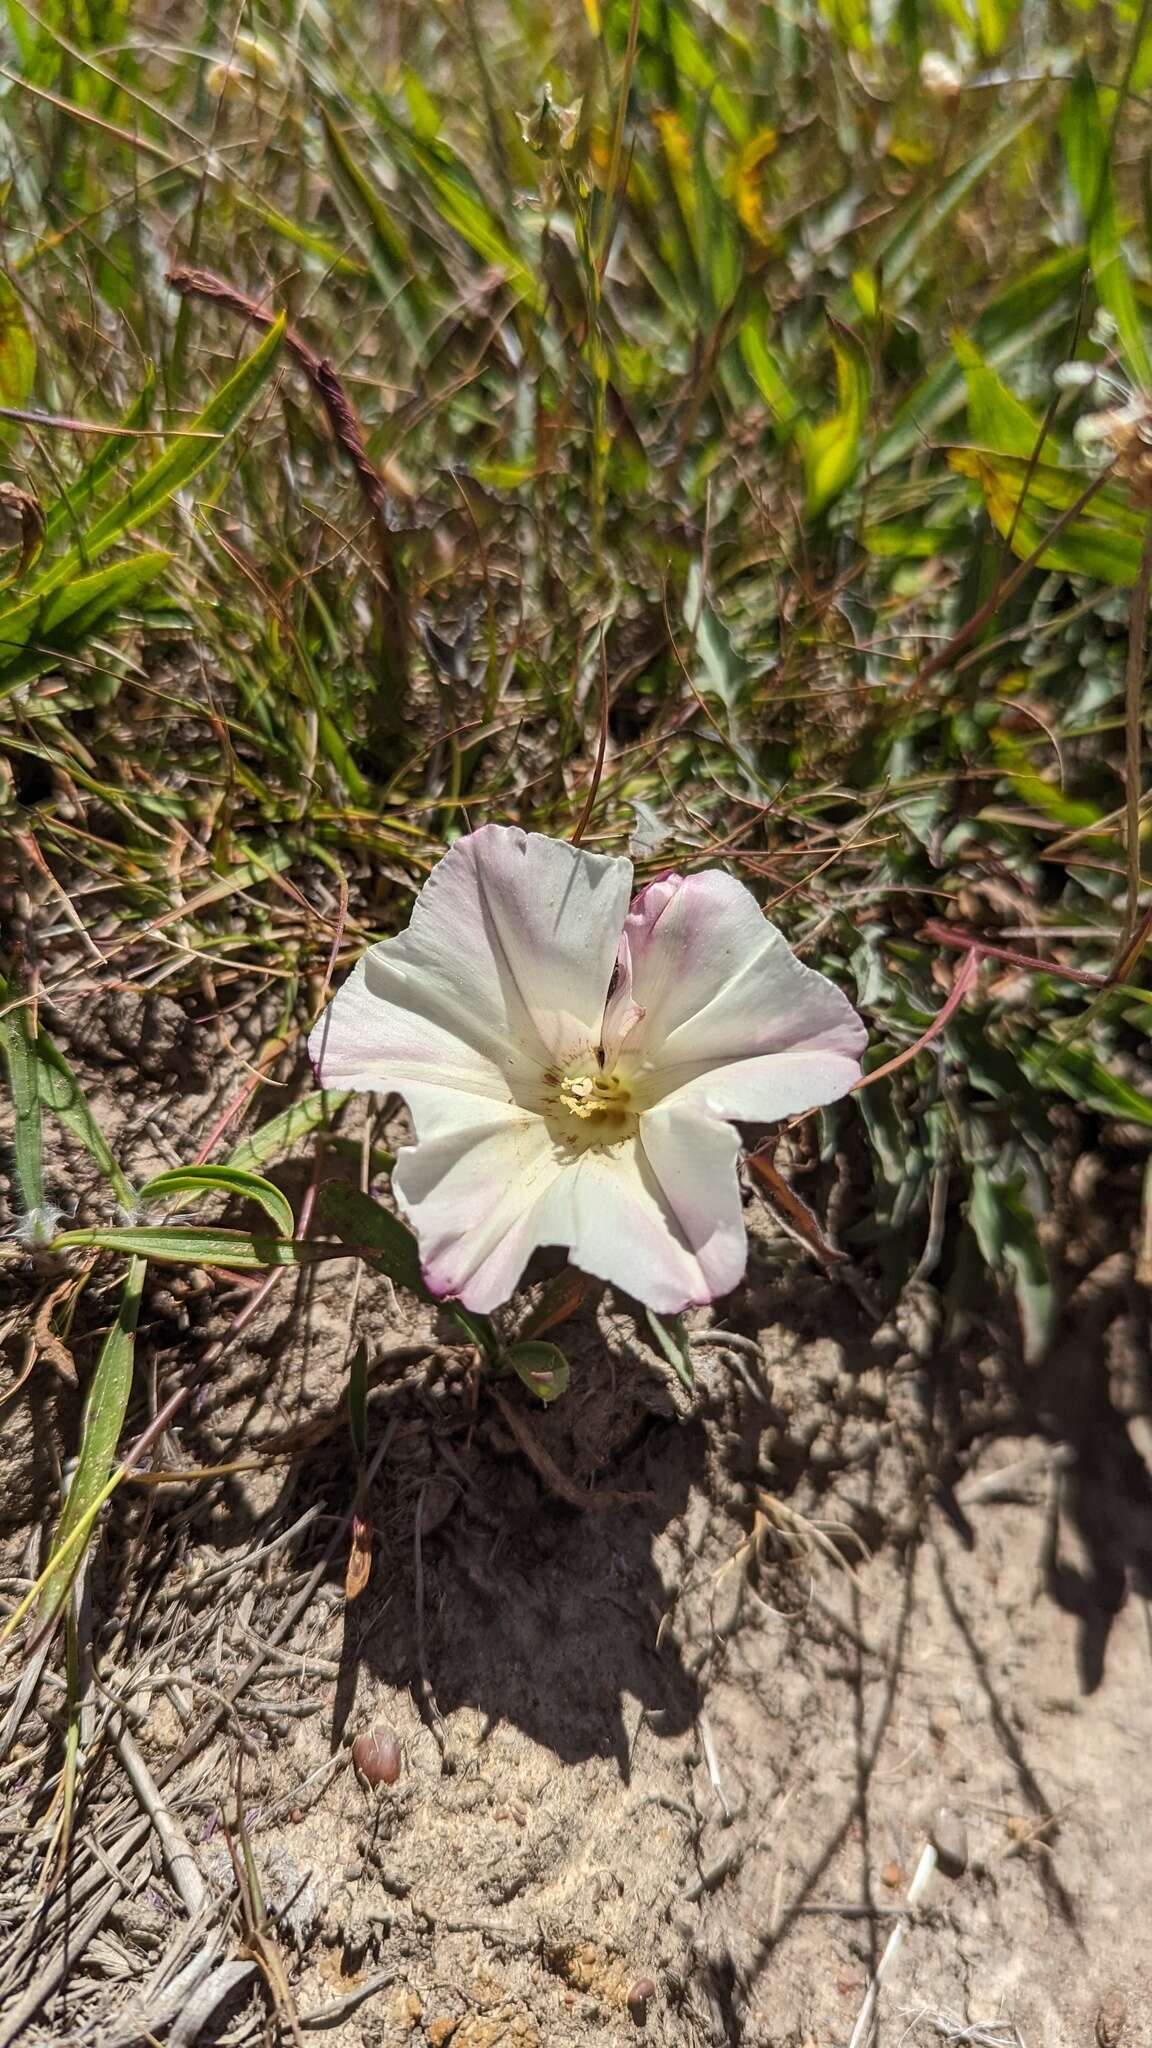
310 828 865 1313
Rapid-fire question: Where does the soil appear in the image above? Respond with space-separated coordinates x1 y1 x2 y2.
2 991 1151 2048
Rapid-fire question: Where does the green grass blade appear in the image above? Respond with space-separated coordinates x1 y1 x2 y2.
41 367 156 547
802 321 871 515
0 980 45 1220
875 248 1085 472
0 550 173 696
40 1256 145 1627
36 315 285 585
870 93 1040 294
1061 66 1152 390
0 273 36 420
26 1015 135 1212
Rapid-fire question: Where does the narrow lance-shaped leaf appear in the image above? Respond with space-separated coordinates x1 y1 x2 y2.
802 319 870 516
869 93 1040 294
32 314 286 591
27 1013 135 1212
0 980 45 1220
955 332 1061 462
42 367 156 547
136 1165 295 1237
225 1089 349 1174
966 1166 1055 1364
1061 67 1152 392
646 1309 695 1390
875 248 1086 473
0 551 173 697
51 1225 326 1268
0 272 35 418
40 1256 146 1626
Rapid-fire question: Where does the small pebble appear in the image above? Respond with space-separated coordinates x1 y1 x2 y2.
628 1978 656 2025
352 1724 402 1787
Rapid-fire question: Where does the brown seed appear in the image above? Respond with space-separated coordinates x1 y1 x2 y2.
627 1979 655 2024
352 1725 402 1787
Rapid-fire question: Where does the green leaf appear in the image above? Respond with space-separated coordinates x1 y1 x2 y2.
42 368 155 547
876 249 1086 473
50 1225 322 1267
40 1257 145 1625
37 314 285 588
506 1340 570 1404
316 1180 424 1290
1061 67 1152 390
225 1089 349 1174
137 1165 295 1237
949 449 1143 582
0 272 35 415
315 1180 498 1353
25 1014 134 1212
686 560 751 718
801 320 870 515
396 126 542 312
737 315 802 430
966 1165 1055 1363
955 333 1060 462
870 93 1040 294
646 1309 695 1390
320 106 428 338
1022 1037 1152 1124
0 550 173 695
0 981 45 1217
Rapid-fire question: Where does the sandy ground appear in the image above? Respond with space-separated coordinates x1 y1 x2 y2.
2 992 1151 2048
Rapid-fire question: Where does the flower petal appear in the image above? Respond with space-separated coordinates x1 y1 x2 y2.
624 870 865 1114
309 823 634 1100
659 1046 862 1122
402 824 632 1065
395 1092 746 1313
392 1095 566 1310
636 1102 747 1300
527 1115 746 1312
309 954 520 1102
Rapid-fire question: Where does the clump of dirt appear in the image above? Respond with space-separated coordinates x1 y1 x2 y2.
1 1017 1151 2048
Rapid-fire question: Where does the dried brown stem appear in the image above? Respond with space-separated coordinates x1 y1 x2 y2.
167 264 410 696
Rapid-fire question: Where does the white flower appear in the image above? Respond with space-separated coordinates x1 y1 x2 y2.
310 827 865 1313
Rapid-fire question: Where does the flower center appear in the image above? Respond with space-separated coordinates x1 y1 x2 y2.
538 1056 639 1152
558 1068 631 1120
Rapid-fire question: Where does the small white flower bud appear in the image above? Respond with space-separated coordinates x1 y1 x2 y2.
1053 360 1098 391
919 51 963 100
